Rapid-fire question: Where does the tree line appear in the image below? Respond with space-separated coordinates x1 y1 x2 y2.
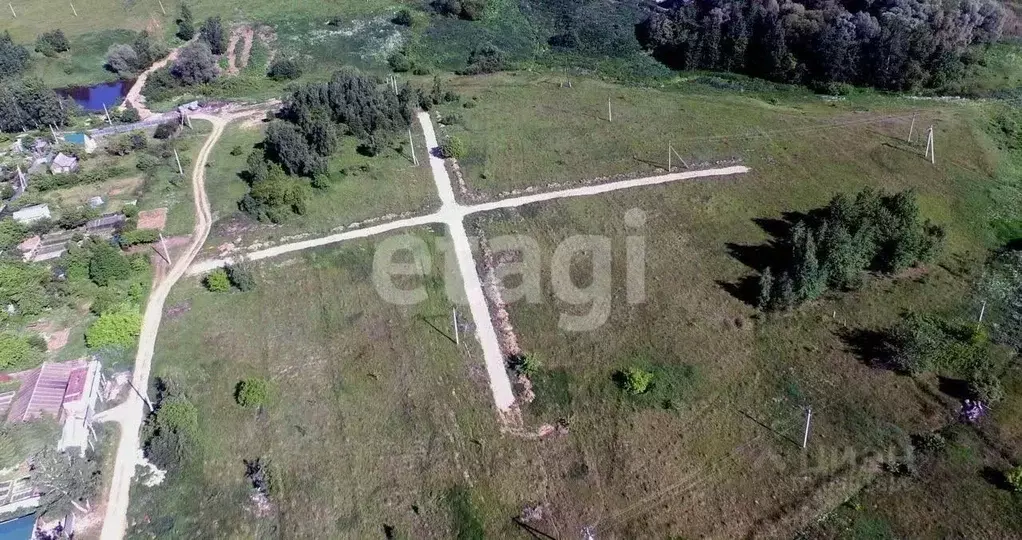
639 0 1005 91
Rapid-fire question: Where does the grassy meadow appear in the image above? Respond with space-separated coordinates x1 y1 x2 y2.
128 230 551 538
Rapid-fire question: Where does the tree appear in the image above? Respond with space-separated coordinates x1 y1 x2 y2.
89 242 131 286
393 9 413 26
204 268 230 292
0 31 29 78
460 45 507 75
171 41 218 85
439 135 466 159
0 78 69 132
619 366 654 395
199 16 228 55
226 263 256 291
264 121 325 176
155 395 199 434
31 446 101 515
240 164 307 223
1006 465 1022 492
177 4 196 41
0 219 27 251
0 333 42 370
0 419 58 469
153 121 180 139
0 260 50 318
35 30 70 57
267 58 301 81
106 43 139 76
85 306 142 349
235 377 270 407
757 266 773 309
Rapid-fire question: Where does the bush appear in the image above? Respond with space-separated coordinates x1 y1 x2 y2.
459 45 507 75
35 30 70 57
1006 466 1022 492
156 395 199 434
226 263 256 291
0 333 42 370
507 353 541 376
388 52 411 73
438 135 466 159
619 366 654 395
118 107 141 124
0 31 29 78
27 334 47 352
230 145 244 156
85 307 142 349
235 377 270 407
393 9 413 26
171 41 217 85
267 58 302 81
89 242 132 286
177 4 195 41
119 228 158 247
153 122 179 140
204 268 230 292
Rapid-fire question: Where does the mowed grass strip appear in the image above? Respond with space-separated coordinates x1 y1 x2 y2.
130 229 551 538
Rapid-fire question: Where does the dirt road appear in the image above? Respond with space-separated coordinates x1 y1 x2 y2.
98 113 224 540
120 41 191 120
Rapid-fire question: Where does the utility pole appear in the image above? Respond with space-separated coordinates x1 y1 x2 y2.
158 232 172 265
802 407 813 449
8 3 15 17
408 128 417 166
102 103 113 125
924 125 935 165
452 308 460 345
978 300 987 330
907 115 915 142
49 124 58 143
669 143 688 170
607 98 612 123
69 2 77 16
173 148 183 175
158 0 166 14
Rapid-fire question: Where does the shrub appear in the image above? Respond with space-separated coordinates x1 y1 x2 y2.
105 44 139 76
204 268 230 292
235 377 270 407
507 353 541 376
267 58 302 81
0 333 41 370
388 52 411 73
968 365 1005 403
230 145 244 156
459 45 507 75
156 395 199 434
85 307 142 349
118 107 141 123
89 242 132 286
619 366 654 395
153 122 179 139
27 334 47 352
171 41 217 85
438 135 466 159
1008 466 1022 492
119 228 159 247
226 263 256 291
35 30 70 57
393 9 413 26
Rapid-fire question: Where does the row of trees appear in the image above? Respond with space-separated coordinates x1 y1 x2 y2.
640 0 1006 90
106 31 168 78
757 188 945 310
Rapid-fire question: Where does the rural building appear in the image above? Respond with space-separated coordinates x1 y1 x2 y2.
85 213 125 237
31 139 48 155
2 359 103 457
50 153 79 175
87 196 104 209
15 235 40 261
12 204 50 224
62 133 97 154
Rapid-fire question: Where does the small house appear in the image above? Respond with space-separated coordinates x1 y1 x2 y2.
12 204 50 224
85 213 125 237
62 133 97 154
50 153 79 175
31 139 49 155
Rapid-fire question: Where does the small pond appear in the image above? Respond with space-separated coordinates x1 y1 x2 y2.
55 80 133 112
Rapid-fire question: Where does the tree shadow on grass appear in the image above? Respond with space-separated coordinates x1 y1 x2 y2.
719 213 812 306
836 327 894 370
981 466 1014 491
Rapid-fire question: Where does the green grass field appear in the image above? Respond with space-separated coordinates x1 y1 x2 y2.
201 118 437 245
128 230 551 538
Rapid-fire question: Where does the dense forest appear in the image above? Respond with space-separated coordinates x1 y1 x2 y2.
639 0 1006 90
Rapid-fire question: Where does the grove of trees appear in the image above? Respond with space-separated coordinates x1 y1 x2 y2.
639 0 1006 91
756 188 944 310
105 31 168 77
0 77 69 133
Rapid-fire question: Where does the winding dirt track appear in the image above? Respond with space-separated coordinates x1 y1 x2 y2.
98 113 223 540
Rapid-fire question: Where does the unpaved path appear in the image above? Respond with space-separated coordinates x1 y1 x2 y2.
98 113 226 540
120 41 192 120
186 111 749 412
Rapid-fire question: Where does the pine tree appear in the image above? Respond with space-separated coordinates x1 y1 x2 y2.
177 5 195 41
757 267 774 310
